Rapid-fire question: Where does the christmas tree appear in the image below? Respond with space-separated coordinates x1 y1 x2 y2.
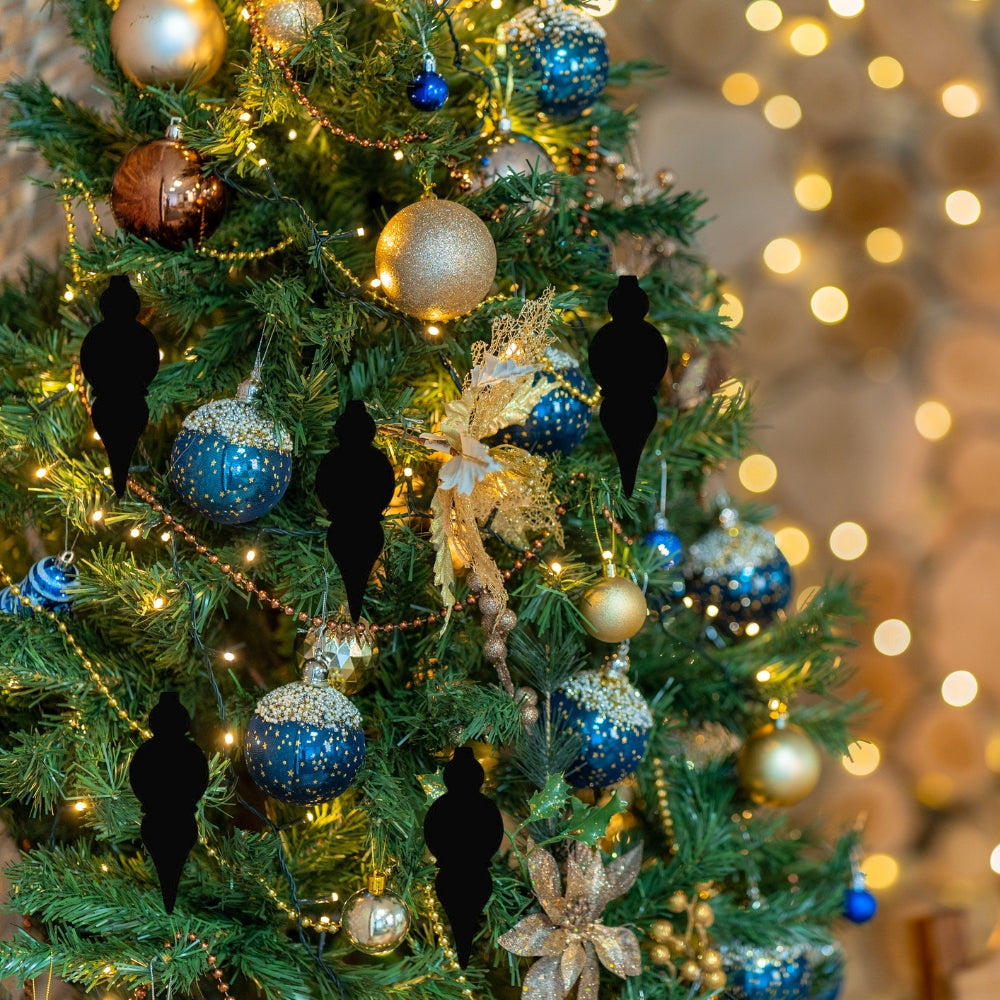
0 2 871 999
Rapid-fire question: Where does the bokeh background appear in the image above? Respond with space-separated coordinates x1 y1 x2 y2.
5 0 1000 997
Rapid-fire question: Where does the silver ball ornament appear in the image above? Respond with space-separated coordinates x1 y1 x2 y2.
341 881 411 955
111 0 227 88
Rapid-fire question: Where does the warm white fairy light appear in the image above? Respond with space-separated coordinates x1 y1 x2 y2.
160 531 171 542
682 595 694 608
941 670 978 707
863 853 899 889
719 291 744 327
811 286 849 323
763 94 802 129
763 237 802 274
746 0 783 31
92 430 101 441
239 111 252 122
102 466 111 477
830 521 867 560
356 227 365 237
63 287 74 302
756 667 771 681
549 561 563 575
393 150 404 161
788 20 828 56
868 55 904 88
91 509 104 522
722 72 760 105
288 129 297 140
34 466 47 478
247 140 257 151
257 158 267 167
842 740 881 776
873 618 911 656
588 0 617 14
245 548 257 562
705 604 719 617
945 189 981 225
941 81 981 118
129 527 141 539
223 650 236 662
866 227 904 263
224 731 235 745
739 453 778 492
775 526 810 566
151 596 165 610
745 622 761 636
915 400 952 440
74 801 87 812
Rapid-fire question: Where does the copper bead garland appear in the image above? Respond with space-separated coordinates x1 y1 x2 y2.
111 123 225 250
110 0 227 88
374 199 497 321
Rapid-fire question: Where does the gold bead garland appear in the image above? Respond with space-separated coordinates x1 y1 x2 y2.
197 235 295 261
0 556 152 739
650 755 677 851
421 883 474 997
539 353 601 407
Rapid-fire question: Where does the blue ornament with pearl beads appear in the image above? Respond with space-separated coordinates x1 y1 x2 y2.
244 677 365 806
503 2 609 120
169 377 293 525
0 553 78 615
551 653 651 789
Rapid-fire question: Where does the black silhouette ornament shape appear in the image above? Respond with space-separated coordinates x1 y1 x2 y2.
423 746 504 968
315 400 395 622
79 276 160 497
587 275 670 498
128 691 209 913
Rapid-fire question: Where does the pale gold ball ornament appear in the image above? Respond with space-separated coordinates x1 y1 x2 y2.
111 0 228 88
578 558 647 643
260 0 323 49
374 199 497 321
737 718 822 807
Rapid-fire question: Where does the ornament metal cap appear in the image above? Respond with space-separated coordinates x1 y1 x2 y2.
237 377 261 402
367 870 388 895
165 116 183 141
55 550 75 569
422 52 437 73
601 552 616 578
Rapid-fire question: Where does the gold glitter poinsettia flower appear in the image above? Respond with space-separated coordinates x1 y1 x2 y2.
498 840 643 1000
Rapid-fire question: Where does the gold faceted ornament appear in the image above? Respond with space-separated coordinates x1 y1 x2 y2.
578 558 647 643
260 0 323 48
302 623 376 695
374 199 497 321
110 0 228 88
737 718 822 807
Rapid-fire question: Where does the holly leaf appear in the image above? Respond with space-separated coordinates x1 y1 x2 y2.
562 792 626 847
528 774 572 820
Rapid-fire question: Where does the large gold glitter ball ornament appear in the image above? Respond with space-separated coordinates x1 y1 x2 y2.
578 561 647 643
737 720 822 807
110 0 227 88
341 874 411 955
110 125 226 250
374 199 497 321
260 0 323 49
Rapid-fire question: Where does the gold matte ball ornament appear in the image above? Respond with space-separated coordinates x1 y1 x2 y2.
374 199 497 321
578 558 647 643
111 0 228 88
737 719 822 807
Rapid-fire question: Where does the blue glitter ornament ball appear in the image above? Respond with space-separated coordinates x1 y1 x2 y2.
170 379 293 525
244 680 365 805
685 510 791 637
807 943 844 1000
842 878 877 924
407 54 448 111
0 553 78 615
493 348 593 456
722 943 813 1000
503 2 609 120
551 664 651 789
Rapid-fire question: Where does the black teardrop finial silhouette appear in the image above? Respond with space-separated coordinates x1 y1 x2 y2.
315 400 395 622
79 276 160 496
128 691 209 913
423 746 504 968
587 275 670 498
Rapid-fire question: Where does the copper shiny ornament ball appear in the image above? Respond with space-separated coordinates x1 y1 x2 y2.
110 0 227 88
374 199 497 321
111 137 226 250
578 575 647 644
737 720 822 807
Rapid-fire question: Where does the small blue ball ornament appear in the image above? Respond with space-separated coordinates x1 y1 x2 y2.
492 348 593 456
170 377 293 525
842 874 877 924
722 943 812 1000
642 513 683 570
244 675 365 805
0 553 78 615
503 2 609 120
407 53 449 111
685 508 791 637
551 655 652 789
